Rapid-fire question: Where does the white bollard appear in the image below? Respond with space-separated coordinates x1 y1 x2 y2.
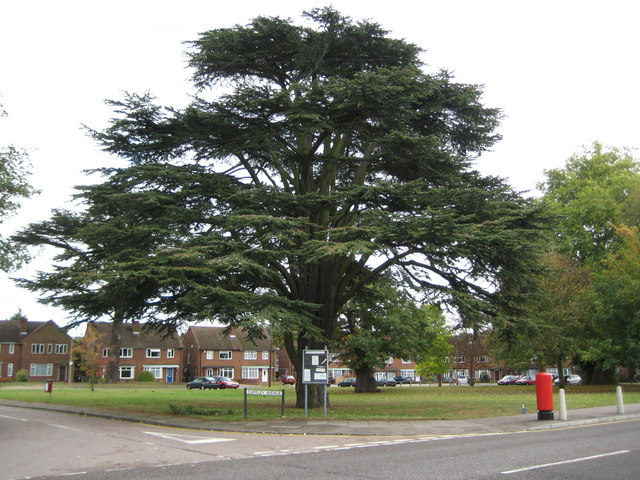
616 385 625 414
559 388 567 420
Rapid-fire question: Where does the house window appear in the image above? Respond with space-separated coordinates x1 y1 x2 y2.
47 344 53 354
144 366 163 379
400 369 415 378
244 350 257 360
9 343 15 354
167 349 175 359
102 348 110 357
242 367 259 379
401 359 412 364
454 355 465 364
30 363 53 376
219 351 232 360
477 355 489 363
7 364 14 376
55 344 68 354
120 348 133 358
219 368 234 378
206 350 214 360
206 368 214 376
385 358 393 364
119 366 134 379
31 344 45 354
262 351 269 360
146 348 161 358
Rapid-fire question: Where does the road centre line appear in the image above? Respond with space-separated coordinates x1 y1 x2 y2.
501 450 631 475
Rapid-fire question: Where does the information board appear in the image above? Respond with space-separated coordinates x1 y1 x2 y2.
302 348 329 384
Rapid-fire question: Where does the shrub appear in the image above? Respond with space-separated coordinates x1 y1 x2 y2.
169 403 234 416
479 372 491 384
15 370 29 382
137 370 155 382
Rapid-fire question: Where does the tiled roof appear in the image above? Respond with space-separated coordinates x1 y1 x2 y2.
190 326 272 351
0 319 47 343
92 322 182 349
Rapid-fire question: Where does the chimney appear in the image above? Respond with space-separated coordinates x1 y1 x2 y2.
132 320 140 334
19 317 29 336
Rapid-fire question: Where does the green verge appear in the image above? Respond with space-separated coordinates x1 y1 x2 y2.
1 383 638 422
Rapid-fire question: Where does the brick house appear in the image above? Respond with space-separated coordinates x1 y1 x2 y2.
0 316 73 381
90 321 183 382
447 332 575 382
278 350 419 383
182 326 276 385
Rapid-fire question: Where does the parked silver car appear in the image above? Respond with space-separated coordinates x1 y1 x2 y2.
554 374 582 386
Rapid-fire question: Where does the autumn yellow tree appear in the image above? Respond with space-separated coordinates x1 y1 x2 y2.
73 324 106 391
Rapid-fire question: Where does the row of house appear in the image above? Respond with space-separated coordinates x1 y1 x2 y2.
0 317 74 382
1 316 581 385
0 317 285 385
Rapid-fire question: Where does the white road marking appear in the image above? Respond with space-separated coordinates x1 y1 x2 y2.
49 424 83 432
501 450 631 475
144 431 234 444
0 414 28 421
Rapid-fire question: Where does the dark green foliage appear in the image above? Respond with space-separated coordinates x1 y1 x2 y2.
14 9 546 406
137 370 155 382
0 104 38 271
168 403 234 416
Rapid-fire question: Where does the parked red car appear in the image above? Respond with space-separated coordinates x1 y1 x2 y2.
282 375 296 385
515 375 536 385
213 376 240 389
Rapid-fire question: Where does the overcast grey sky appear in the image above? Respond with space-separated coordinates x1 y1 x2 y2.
1 0 639 329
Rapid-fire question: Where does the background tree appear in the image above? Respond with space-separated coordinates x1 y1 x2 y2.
591 226 640 379
73 323 107 391
1 103 38 271
528 253 592 387
541 142 640 264
15 8 545 407
414 306 454 386
333 278 436 393
539 142 640 383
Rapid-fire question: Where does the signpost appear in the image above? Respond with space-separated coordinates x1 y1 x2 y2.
302 347 330 418
244 388 285 419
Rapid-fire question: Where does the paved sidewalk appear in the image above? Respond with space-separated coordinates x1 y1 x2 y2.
2 399 639 436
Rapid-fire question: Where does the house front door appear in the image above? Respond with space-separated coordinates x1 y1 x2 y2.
58 365 67 381
167 368 174 383
261 368 268 383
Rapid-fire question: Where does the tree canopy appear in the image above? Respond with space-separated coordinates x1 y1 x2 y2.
539 142 640 264
533 143 640 383
1 103 38 271
334 277 437 392
15 8 546 406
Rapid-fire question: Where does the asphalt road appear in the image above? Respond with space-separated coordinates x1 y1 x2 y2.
2 404 639 479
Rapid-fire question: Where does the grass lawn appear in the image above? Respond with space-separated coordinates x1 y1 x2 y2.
1 382 638 422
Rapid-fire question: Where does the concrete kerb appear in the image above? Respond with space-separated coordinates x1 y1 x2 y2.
528 413 640 431
1 399 639 437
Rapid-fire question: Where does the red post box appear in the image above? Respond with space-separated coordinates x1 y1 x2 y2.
536 372 554 420
44 380 53 393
